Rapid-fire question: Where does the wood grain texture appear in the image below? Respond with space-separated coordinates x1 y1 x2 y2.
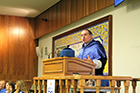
97 0 106 11
42 57 95 77
0 15 9 79
77 0 83 19
44 11 50 34
71 0 77 23
48 8 53 33
35 0 114 38
106 0 114 6
0 15 37 87
29 18 38 80
53 5 58 31
65 0 71 25
61 0 66 27
88 0 97 14
8 16 20 80
18 17 29 80
56 1 62 29
83 0 89 16
33 75 132 93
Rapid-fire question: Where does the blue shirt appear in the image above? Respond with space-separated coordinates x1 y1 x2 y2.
78 39 107 60
19 91 24 93
78 39 107 75
0 88 6 93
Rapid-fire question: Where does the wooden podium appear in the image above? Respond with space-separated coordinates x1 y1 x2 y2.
42 57 95 77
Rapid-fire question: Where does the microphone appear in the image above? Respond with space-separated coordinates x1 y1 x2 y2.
48 51 57 59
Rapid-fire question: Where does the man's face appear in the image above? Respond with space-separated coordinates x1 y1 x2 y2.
81 30 92 44
0 82 3 90
6 83 10 90
0 81 5 90
15 84 17 89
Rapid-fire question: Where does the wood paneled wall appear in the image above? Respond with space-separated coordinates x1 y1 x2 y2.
35 0 114 38
0 15 38 87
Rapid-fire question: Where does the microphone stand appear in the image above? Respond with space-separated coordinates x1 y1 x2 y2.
48 51 57 59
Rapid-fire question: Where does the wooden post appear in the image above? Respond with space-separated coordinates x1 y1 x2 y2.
55 80 59 93
110 80 115 93
71 79 77 93
42 80 47 93
124 80 130 93
132 80 136 93
95 79 101 93
59 79 64 93
65 79 71 93
38 80 42 93
34 80 37 93
117 81 121 93
79 79 85 93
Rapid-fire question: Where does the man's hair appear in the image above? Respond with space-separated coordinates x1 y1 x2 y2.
84 29 93 35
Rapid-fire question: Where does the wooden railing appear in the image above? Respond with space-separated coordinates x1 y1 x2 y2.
131 78 140 93
33 75 132 93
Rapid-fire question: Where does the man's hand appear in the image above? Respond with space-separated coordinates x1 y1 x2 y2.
83 55 93 63
83 55 96 66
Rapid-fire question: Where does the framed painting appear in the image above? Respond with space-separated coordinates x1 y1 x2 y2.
52 15 112 75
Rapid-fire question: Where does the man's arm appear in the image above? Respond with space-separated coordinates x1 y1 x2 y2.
83 55 102 69
93 60 102 69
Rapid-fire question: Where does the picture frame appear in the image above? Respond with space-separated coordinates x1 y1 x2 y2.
52 15 112 75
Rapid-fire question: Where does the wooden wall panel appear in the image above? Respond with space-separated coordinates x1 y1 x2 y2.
88 0 97 14
44 11 50 34
77 0 84 19
71 0 77 23
29 19 38 81
35 0 114 38
18 18 30 80
41 13 47 37
35 17 40 38
0 15 9 79
48 8 53 33
3 16 9 79
8 16 20 80
83 0 89 16
65 0 71 26
107 0 114 6
52 5 57 31
61 0 66 27
0 15 37 87
56 1 62 29
36 14 45 37
97 0 106 11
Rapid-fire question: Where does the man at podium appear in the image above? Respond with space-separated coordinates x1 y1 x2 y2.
78 29 107 75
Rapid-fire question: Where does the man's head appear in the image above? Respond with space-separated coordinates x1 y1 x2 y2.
0 80 6 90
81 29 93 44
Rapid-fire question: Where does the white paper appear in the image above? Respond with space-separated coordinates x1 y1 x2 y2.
47 80 55 93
